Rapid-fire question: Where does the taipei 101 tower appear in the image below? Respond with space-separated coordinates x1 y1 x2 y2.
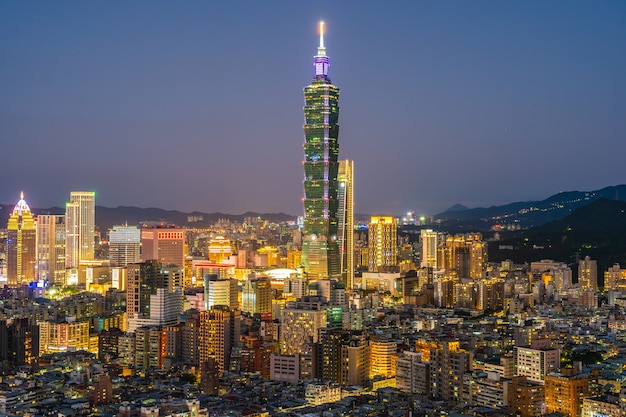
301 22 341 280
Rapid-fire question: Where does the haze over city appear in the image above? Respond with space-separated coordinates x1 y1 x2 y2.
1 1 625 216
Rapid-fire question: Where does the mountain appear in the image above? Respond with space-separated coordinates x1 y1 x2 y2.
444 204 469 213
0 204 295 231
435 185 626 230
488 198 626 285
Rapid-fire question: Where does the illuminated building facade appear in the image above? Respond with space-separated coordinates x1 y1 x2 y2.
36 214 66 285
108 225 140 266
578 255 598 292
420 229 438 268
7 193 37 287
368 216 397 272
301 22 341 280
516 346 560 383
242 275 272 314
141 226 185 267
337 160 354 288
280 297 328 355
199 306 240 376
38 319 91 354
369 338 397 378
545 367 599 417
65 191 95 269
204 274 238 310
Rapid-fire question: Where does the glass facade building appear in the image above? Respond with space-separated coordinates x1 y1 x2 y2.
302 22 341 279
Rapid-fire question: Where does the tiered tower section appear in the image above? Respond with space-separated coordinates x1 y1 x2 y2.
302 22 341 279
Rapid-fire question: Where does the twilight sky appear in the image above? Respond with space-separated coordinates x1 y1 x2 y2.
1 1 625 217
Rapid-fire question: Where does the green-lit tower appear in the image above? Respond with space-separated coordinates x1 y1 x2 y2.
302 22 341 279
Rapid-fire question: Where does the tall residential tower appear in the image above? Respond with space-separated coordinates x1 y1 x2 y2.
302 22 341 280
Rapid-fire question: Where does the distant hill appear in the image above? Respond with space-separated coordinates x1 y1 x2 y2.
488 198 626 286
444 204 470 213
435 185 626 230
0 204 295 231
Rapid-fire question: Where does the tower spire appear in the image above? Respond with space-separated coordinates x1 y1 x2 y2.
313 21 330 78
318 21 325 54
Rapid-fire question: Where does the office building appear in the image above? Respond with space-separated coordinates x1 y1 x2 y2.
301 22 341 280
242 274 272 314
126 260 183 332
36 214 66 285
141 225 185 267
368 216 397 272
108 225 141 266
7 193 37 287
204 274 238 310
65 191 95 269
337 159 354 288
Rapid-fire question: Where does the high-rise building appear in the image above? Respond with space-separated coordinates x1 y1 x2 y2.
141 225 185 267
126 261 183 332
242 275 272 314
368 216 397 272
0 318 39 369
108 225 141 266
199 305 240 377
578 255 598 292
301 22 341 280
369 338 397 378
280 297 328 355
420 229 438 268
7 193 37 287
429 341 472 401
337 160 354 289
545 366 599 417
515 346 561 383
65 191 96 269
507 376 545 417
36 214 66 285
203 274 238 310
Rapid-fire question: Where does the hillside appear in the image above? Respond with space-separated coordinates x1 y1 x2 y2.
435 185 626 230
0 204 295 231
488 198 626 285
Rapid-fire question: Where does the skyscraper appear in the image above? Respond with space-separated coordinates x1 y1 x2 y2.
420 229 438 268
65 191 96 269
7 192 37 287
301 22 341 280
337 160 354 289
126 260 183 332
36 214 66 285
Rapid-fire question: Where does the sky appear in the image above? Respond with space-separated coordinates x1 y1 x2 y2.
1 1 625 217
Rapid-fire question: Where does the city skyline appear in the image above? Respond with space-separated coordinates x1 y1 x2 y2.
2 1 625 216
